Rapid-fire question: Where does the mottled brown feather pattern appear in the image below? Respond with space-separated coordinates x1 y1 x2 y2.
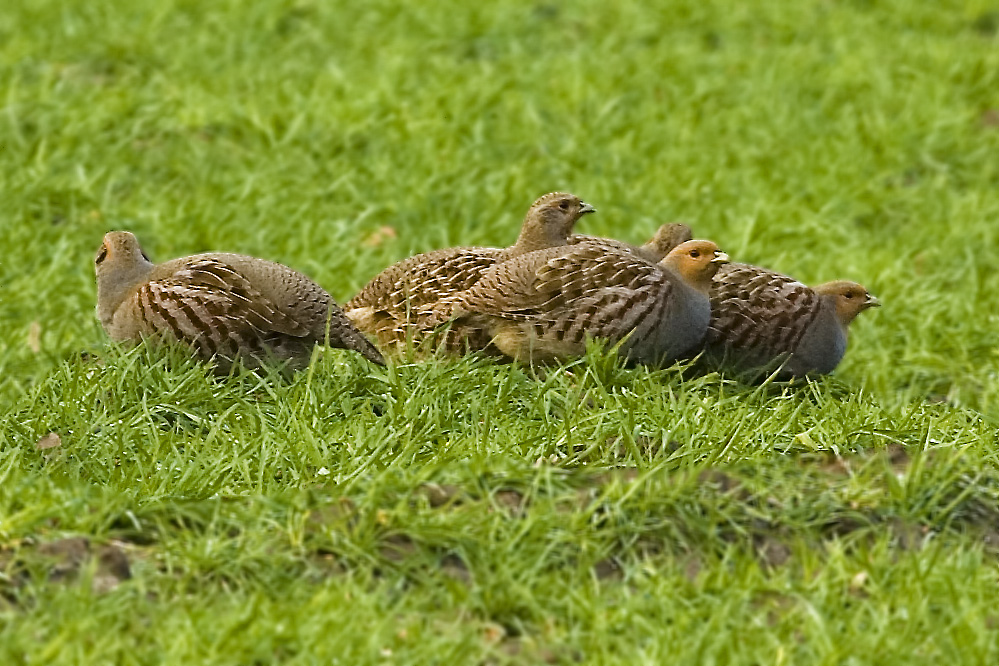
345 192 595 354
96 232 385 370
437 242 715 364
707 263 824 362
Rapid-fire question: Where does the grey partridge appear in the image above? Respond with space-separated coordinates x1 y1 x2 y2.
344 192 596 353
435 240 729 365
706 262 880 377
95 231 385 371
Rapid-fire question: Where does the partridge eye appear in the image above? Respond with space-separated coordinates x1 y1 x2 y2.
558 200 570 211
844 292 855 299
689 249 700 259
95 246 108 265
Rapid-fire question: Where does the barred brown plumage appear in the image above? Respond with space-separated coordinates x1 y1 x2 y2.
433 239 729 365
344 192 596 354
94 231 385 370
706 263 880 376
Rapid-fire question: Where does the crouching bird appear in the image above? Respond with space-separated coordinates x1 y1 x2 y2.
94 231 385 371
344 192 597 354
432 239 729 366
705 262 880 377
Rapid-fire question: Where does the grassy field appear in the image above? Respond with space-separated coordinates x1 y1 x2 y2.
3 0 999 662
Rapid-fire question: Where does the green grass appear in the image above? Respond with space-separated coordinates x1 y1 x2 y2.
3 0 999 662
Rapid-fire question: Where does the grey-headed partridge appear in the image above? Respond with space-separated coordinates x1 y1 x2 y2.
345 192 596 353
706 262 880 377
95 231 385 370
435 240 729 365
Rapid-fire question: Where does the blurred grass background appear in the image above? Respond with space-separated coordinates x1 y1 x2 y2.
2 0 999 662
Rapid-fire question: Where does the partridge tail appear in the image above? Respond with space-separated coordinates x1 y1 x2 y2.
325 308 387 366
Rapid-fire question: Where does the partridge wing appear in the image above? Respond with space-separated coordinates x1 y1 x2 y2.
136 258 312 359
709 263 821 356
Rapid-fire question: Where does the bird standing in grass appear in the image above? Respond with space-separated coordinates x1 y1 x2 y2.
434 239 729 365
345 192 596 353
94 231 385 371
705 262 880 377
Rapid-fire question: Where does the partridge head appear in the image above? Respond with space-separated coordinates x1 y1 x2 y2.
660 240 730 293
95 231 155 329
813 280 881 326
639 223 694 262
511 192 596 254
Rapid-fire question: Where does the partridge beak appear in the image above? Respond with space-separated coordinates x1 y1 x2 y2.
711 251 730 264
865 294 881 308
579 202 596 215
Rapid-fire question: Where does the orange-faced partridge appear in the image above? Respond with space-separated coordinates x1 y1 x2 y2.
95 231 385 370
706 262 880 377
345 192 596 352
435 240 729 365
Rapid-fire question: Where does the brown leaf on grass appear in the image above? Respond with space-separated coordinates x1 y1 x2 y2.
35 432 62 450
27 321 41 353
362 226 398 248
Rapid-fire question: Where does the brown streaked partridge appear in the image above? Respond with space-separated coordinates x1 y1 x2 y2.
434 240 729 365
344 192 596 353
94 231 385 371
705 263 880 377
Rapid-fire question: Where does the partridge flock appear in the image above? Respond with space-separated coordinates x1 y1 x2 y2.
94 192 878 378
